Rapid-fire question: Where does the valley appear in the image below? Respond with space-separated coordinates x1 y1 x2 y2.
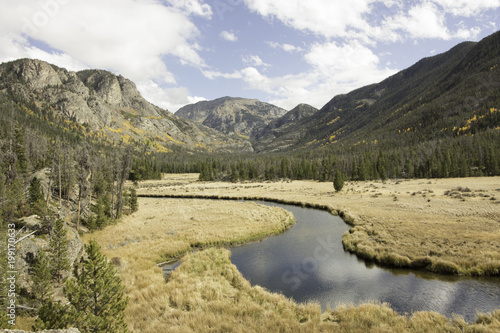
82 174 500 332
0 29 499 333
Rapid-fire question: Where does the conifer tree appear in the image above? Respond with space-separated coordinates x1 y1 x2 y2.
49 219 70 284
64 240 129 333
14 127 29 175
7 177 28 219
31 250 53 307
28 176 46 216
333 169 345 192
129 188 138 213
32 300 70 331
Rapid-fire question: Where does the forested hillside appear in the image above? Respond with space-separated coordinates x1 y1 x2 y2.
176 31 500 181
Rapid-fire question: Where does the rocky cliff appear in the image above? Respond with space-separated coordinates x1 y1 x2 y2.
0 59 253 153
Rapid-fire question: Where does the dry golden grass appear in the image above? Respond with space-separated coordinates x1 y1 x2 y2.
81 175 500 332
83 198 294 333
138 175 500 276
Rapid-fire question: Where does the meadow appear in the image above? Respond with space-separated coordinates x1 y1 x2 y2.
85 175 500 332
139 175 500 276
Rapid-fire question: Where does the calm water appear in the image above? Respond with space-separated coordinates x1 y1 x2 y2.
230 201 500 321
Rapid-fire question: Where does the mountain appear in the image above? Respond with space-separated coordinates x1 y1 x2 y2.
176 96 288 139
0 59 253 153
254 103 318 152
1 30 499 158
255 31 500 153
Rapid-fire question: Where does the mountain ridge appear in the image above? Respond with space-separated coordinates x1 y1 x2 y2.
1 31 499 156
0 59 253 153
253 31 500 152
176 96 288 139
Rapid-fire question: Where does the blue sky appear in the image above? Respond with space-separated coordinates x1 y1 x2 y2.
1 0 499 112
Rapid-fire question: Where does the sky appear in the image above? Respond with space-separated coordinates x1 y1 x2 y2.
1 1 499 112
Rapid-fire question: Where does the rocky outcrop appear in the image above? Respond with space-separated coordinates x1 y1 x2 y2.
14 218 84 291
176 96 288 139
0 59 253 153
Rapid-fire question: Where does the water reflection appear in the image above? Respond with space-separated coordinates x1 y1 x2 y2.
230 201 500 321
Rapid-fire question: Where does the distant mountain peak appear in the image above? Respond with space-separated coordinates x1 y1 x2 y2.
176 96 288 139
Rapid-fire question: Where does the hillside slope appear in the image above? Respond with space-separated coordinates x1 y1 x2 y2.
254 103 318 152
0 59 253 153
256 31 500 153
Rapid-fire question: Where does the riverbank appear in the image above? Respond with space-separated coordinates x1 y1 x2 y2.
84 175 500 332
137 175 500 276
83 198 295 332
85 197 499 332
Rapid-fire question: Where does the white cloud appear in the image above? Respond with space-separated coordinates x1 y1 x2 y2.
242 55 270 67
244 0 498 43
137 80 206 112
0 0 211 109
244 0 374 39
305 41 380 74
165 0 213 18
266 41 304 53
382 2 485 40
201 69 242 80
234 41 398 110
385 2 451 39
220 30 238 42
431 0 500 17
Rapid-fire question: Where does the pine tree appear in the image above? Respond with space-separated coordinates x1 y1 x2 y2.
32 300 71 331
64 240 129 333
28 176 46 216
14 127 29 175
333 169 345 192
115 149 132 219
31 250 53 307
94 195 110 229
8 177 28 219
49 219 70 284
129 188 138 213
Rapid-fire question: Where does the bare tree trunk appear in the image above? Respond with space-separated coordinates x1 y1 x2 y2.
115 149 132 219
58 159 61 206
77 191 81 231
110 180 115 220
46 171 52 206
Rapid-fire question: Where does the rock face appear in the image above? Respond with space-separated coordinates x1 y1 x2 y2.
14 218 84 291
176 96 288 139
0 59 253 153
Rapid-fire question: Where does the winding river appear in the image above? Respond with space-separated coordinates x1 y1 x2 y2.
230 201 500 321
